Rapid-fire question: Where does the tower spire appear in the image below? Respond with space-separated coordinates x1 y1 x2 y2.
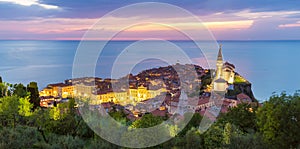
217 44 223 61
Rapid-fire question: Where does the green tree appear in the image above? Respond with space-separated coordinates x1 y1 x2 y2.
13 83 27 97
109 110 128 125
0 95 19 116
203 123 224 148
256 92 300 148
223 122 242 146
178 112 202 136
0 82 9 97
219 103 256 133
185 127 203 149
223 122 232 145
27 82 40 110
121 114 168 147
131 113 163 128
18 95 33 117
229 133 266 149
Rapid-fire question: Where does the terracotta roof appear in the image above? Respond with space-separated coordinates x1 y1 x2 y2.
151 109 167 117
198 98 210 105
222 99 233 106
220 106 229 113
48 83 67 87
224 62 235 69
237 93 251 100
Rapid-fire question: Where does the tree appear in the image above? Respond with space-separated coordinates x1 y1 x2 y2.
0 82 9 97
185 127 203 149
18 95 33 117
131 113 163 128
178 112 202 136
203 123 224 148
229 133 266 149
219 103 256 133
109 110 128 125
27 82 40 110
256 92 300 148
223 122 233 145
121 114 168 147
13 83 27 98
0 95 19 116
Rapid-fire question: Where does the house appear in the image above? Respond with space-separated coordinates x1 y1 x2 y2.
237 93 252 103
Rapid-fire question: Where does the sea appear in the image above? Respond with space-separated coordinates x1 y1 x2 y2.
1 40 300 102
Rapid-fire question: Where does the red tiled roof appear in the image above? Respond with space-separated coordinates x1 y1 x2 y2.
224 62 235 69
198 98 210 105
48 83 67 87
237 93 250 100
151 109 167 117
220 106 229 113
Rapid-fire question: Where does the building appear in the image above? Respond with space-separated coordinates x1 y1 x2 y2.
61 85 75 98
74 83 94 97
39 83 67 97
213 45 235 92
236 93 252 104
223 62 235 84
96 86 166 105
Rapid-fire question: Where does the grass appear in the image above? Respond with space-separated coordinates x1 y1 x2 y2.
234 75 247 83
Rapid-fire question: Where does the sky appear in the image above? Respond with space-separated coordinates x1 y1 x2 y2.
0 0 300 40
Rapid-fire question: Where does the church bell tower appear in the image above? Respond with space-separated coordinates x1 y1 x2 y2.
216 44 223 79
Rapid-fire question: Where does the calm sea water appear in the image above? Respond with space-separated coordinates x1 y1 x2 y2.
0 40 299 101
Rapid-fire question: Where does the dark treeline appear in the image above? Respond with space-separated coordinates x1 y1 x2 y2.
0 78 299 148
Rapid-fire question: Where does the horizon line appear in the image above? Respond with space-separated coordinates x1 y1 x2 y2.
1 39 300 42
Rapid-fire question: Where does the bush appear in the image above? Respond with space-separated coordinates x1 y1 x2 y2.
0 126 42 149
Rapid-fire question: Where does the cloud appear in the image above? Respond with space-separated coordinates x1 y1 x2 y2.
234 9 300 19
0 0 59 9
2 0 300 20
0 1 300 40
0 16 254 40
279 21 300 28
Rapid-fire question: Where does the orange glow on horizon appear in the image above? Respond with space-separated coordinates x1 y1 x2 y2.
0 17 253 40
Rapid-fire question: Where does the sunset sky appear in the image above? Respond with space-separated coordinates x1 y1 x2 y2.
0 0 300 40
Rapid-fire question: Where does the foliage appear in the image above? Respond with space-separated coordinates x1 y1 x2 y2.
131 113 163 128
109 110 129 125
223 122 232 145
178 112 202 136
203 123 224 148
13 83 27 98
185 127 203 149
228 133 266 149
0 82 10 97
219 103 257 133
234 75 247 83
1 80 300 149
256 92 300 148
0 126 43 149
49 107 62 120
0 95 19 117
27 82 40 110
18 95 33 117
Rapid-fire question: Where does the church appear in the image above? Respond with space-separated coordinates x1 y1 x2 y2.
213 45 235 92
